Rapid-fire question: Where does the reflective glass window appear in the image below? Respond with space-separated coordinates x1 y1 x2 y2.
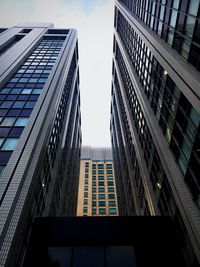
1 117 15 126
14 117 29 126
1 138 18 150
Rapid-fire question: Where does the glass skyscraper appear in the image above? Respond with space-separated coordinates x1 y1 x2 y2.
0 23 81 266
110 1 200 266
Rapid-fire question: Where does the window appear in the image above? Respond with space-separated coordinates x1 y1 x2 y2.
98 181 104 186
108 194 115 199
109 208 117 214
83 207 88 213
84 180 88 185
99 201 105 207
98 176 104 180
92 194 96 199
83 199 88 205
0 138 4 147
109 201 116 207
99 194 105 199
106 164 112 169
108 181 114 186
107 176 113 180
84 186 88 191
1 117 15 126
98 164 104 169
98 170 104 174
84 192 88 198
92 208 97 215
98 188 105 193
85 174 88 178
107 170 112 174
108 187 115 192
188 0 200 16
1 138 18 150
92 201 96 207
14 117 29 126
99 208 106 214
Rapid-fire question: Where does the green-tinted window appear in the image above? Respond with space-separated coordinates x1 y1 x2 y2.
84 192 88 198
99 194 105 199
92 181 96 186
92 188 96 193
84 186 88 191
107 176 113 180
85 167 89 173
108 187 114 192
99 201 105 207
92 170 96 175
98 188 105 193
85 174 88 178
83 207 88 213
84 199 88 205
98 176 104 180
92 194 96 199
98 170 104 174
99 208 106 214
98 164 104 169
109 201 116 207
92 208 97 215
106 164 112 169
92 164 96 169
107 170 112 174
92 201 96 207
92 176 96 180
84 180 88 184
108 194 115 199
98 181 104 186
108 181 114 186
109 208 117 214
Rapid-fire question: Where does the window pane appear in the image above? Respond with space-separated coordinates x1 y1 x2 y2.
188 0 200 16
1 138 18 150
1 117 15 126
14 117 29 127
0 138 4 147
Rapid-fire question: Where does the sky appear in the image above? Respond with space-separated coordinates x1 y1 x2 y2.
0 0 115 147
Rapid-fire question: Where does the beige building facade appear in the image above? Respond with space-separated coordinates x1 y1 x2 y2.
77 147 118 216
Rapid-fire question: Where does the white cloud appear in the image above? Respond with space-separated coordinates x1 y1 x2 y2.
0 0 115 147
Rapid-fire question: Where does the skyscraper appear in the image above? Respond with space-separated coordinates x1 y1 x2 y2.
110 1 200 266
0 23 81 266
77 146 118 216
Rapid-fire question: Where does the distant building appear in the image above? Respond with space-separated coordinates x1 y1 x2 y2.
110 1 200 266
77 146 118 216
0 23 81 266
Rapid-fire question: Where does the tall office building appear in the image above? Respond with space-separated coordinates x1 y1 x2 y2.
77 146 118 216
0 23 81 266
110 1 200 266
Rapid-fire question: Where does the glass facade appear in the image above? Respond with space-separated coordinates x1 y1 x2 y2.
118 0 200 70
0 37 65 177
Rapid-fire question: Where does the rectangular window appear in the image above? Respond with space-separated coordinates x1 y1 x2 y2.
1 117 15 126
99 208 106 214
99 201 105 207
1 138 18 150
14 117 29 126
99 194 105 199
109 208 117 214
109 201 116 207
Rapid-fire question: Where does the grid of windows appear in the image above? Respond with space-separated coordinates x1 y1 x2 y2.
81 160 118 216
115 13 200 206
118 0 200 70
113 41 197 262
0 37 65 177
